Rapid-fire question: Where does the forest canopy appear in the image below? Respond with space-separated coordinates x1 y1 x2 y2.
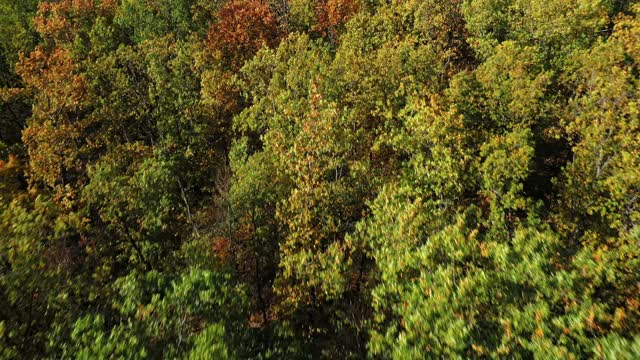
1 0 640 358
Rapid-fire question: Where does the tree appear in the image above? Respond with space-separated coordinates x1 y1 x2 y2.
206 0 281 68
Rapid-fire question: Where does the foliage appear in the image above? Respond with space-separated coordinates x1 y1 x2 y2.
1 0 640 358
